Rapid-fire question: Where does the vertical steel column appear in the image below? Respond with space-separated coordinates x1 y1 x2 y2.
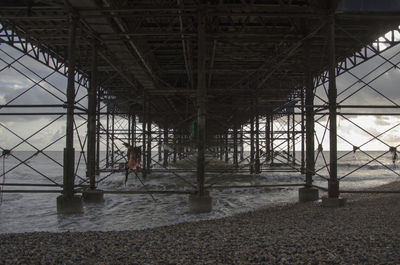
328 13 338 198
147 106 151 172
142 104 147 177
270 117 274 164
163 125 168 166
87 41 97 189
132 115 136 147
196 5 207 196
255 111 260 173
224 131 228 163
287 113 290 163
158 129 162 161
175 132 179 162
178 130 183 160
250 115 255 174
292 110 296 165
301 87 305 174
185 137 189 159
111 110 115 167
266 116 271 163
185 133 188 159
106 108 110 168
63 14 77 198
233 124 238 168
95 87 101 175
305 42 315 187
183 142 186 159
219 134 223 160
173 129 177 163
218 134 224 161
128 114 131 147
240 126 244 161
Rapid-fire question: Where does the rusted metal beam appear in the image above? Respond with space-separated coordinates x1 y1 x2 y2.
265 116 271 162
196 5 206 196
63 13 77 198
328 12 339 198
250 113 255 174
233 123 238 168
305 40 314 187
255 106 260 174
147 104 152 172
87 41 97 189
163 125 169 167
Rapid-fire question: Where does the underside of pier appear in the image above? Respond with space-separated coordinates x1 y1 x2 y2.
1 0 400 212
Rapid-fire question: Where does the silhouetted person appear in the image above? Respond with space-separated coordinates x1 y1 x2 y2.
123 143 141 184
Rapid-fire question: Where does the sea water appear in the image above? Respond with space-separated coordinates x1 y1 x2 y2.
0 151 398 233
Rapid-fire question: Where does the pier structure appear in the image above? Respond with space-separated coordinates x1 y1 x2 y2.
1 0 400 213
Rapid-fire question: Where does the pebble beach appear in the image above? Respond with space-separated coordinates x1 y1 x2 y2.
1 182 399 265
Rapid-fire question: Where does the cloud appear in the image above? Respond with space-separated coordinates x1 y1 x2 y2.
365 127 381 137
383 133 400 145
0 118 67 151
373 116 391 126
51 127 65 142
337 120 354 134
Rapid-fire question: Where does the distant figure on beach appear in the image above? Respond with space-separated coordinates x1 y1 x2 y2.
123 144 142 184
126 145 141 171
392 151 397 165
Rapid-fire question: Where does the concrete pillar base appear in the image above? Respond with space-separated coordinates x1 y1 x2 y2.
189 193 212 213
57 195 83 214
82 189 104 203
321 197 346 207
298 187 319 202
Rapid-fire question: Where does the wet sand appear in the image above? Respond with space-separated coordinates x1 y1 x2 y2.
1 182 399 264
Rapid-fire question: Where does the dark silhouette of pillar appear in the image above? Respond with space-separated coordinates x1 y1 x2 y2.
233 124 238 168
328 12 339 198
87 42 97 190
163 125 168 167
57 13 83 213
250 115 255 174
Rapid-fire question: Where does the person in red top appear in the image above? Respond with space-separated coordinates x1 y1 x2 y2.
124 144 141 184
